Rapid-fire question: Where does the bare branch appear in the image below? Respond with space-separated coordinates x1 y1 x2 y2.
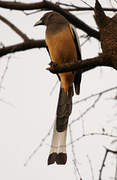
24 124 53 166
99 149 108 180
115 156 117 180
68 133 117 146
70 94 102 125
0 98 15 107
0 56 10 92
0 39 46 57
87 155 95 180
74 86 117 105
81 36 90 47
57 2 117 12
104 147 117 154
69 125 82 180
0 15 29 41
99 146 117 180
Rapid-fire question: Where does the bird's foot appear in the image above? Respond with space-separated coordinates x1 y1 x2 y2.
49 61 58 68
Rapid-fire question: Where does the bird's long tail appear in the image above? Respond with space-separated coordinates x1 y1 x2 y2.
48 84 73 165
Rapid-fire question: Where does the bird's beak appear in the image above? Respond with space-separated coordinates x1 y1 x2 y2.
34 19 43 26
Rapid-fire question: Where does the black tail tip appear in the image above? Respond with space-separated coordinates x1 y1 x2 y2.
56 153 67 165
48 153 57 165
48 152 67 165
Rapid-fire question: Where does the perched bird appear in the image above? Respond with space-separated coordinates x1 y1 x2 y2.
34 11 82 165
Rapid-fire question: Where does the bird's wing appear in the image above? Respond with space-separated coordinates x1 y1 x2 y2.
69 24 81 60
69 24 82 95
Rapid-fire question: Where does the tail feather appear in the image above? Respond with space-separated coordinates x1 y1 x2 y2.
56 85 73 132
48 84 73 165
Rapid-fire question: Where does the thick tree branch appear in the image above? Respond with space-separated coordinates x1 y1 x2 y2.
0 15 29 41
47 55 114 74
0 1 100 40
0 39 46 57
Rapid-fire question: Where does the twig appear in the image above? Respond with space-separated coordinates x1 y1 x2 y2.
23 10 41 15
71 94 102 125
0 15 29 41
67 133 117 147
79 0 93 9
99 149 108 180
115 156 117 180
99 146 117 180
81 115 85 136
104 147 117 154
0 56 10 92
81 36 90 47
69 125 82 180
24 124 53 166
56 2 117 12
0 98 15 107
74 86 117 105
87 155 95 180
81 36 90 46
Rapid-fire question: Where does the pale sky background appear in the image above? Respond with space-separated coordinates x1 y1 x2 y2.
0 0 117 180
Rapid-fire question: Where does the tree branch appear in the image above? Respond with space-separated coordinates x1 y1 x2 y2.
0 15 29 41
69 125 82 180
99 149 108 180
87 155 94 180
68 132 117 147
0 1 100 40
99 147 117 180
0 39 46 57
47 55 114 74
74 86 117 105
70 94 102 125
104 147 117 154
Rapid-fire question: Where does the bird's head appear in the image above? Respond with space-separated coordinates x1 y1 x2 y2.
34 11 68 27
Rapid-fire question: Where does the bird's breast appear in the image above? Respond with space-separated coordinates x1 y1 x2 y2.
46 26 77 64
46 26 77 93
